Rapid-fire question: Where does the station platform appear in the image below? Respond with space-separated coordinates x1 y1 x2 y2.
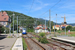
12 37 23 50
52 37 75 45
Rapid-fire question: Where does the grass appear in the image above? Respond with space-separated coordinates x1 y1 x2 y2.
7 36 12 38
22 38 27 50
35 37 39 40
69 34 75 37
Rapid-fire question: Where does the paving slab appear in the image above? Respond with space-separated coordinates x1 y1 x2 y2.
52 37 75 43
0 38 16 50
12 38 23 50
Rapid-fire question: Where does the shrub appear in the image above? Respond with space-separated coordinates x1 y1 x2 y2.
58 31 61 33
0 27 5 33
40 37 49 44
39 33 45 37
6 28 9 33
66 25 72 30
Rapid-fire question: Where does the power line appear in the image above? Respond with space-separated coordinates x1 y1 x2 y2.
50 0 61 9
37 0 61 17
28 0 35 14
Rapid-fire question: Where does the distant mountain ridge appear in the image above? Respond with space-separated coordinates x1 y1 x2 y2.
35 18 75 26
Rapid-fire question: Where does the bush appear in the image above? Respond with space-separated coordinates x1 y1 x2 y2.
38 37 41 42
6 28 9 33
51 29 57 32
0 27 5 33
57 31 61 33
66 25 72 30
39 33 45 37
40 37 49 44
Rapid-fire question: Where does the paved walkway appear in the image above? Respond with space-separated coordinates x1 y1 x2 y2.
0 38 16 50
52 37 75 43
12 38 23 50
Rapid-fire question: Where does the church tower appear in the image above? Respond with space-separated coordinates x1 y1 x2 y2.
64 15 67 24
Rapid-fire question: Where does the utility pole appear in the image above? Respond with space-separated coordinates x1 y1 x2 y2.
45 17 46 33
36 19 37 27
54 23 55 36
13 12 15 36
54 14 57 36
56 14 57 25
9 16 11 37
61 15 66 35
17 16 18 37
49 9 51 34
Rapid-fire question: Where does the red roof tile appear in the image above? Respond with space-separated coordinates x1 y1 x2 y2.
55 25 60 27
35 24 48 29
0 11 9 22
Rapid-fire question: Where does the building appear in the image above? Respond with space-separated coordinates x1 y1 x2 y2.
0 11 9 27
53 24 69 30
35 24 48 33
53 25 61 30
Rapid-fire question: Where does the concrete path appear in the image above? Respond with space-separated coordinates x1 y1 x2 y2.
12 38 23 50
0 38 16 50
52 37 75 43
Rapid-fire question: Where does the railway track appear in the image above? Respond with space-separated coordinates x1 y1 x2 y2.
48 39 75 50
23 35 46 50
28 33 75 50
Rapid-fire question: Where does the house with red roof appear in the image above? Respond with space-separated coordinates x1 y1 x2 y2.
35 24 48 33
53 25 61 30
53 24 69 30
0 11 9 27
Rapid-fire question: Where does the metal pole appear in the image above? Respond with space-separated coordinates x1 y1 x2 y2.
9 23 10 36
45 17 46 33
65 26 66 35
9 16 11 37
49 9 51 34
54 23 55 36
5 27 6 34
56 14 57 25
17 16 18 37
13 12 14 36
10 23 11 36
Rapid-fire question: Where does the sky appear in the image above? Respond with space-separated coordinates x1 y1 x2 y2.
0 0 75 23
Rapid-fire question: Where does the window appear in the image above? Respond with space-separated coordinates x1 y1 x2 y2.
2 15 4 16
4 18 6 20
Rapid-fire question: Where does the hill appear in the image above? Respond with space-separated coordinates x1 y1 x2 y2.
3 11 40 30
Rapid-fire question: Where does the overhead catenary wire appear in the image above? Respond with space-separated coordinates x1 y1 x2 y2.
28 0 35 14
37 0 61 17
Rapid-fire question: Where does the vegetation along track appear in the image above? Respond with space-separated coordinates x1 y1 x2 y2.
28 33 75 50
48 39 75 50
23 35 46 50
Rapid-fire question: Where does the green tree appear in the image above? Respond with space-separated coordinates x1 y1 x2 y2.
66 25 72 30
48 21 54 29
0 27 5 33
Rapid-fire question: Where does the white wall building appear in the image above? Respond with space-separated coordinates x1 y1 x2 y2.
35 24 48 33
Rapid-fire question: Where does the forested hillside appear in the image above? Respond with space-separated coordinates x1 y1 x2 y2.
4 11 41 31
